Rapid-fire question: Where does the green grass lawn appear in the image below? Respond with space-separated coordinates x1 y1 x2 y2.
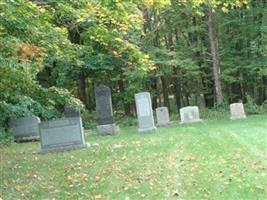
1 115 267 200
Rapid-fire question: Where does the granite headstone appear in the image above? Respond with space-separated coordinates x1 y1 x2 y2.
156 107 172 126
180 106 202 124
230 103 246 120
37 117 88 154
9 116 40 141
135 92 156 132
95 85 118 135
64 105 81 118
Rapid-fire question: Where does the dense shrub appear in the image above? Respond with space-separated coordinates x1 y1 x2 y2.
0 127 13 146
244 95 266 115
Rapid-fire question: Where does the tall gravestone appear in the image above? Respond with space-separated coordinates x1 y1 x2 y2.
37 117 88 154
95 85 118 135
230 103 246 120
9 116 40 141
135 92 156 132
156 107 172 126
64 105 81 118
180 106 202 124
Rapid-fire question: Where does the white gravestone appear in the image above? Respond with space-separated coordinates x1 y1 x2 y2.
230 103 246 120
37 117 89 154
156 107 172 126
135 92 156 132
180 106 202 124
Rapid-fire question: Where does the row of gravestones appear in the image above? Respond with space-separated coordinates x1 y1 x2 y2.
9 106 88 154
8 85 247 154
135 92 247 131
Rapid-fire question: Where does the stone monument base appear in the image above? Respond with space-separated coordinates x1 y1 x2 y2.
230 115 246 120
180 119 202 124
97 123 118 135
138 126 157 133
158 121 174 126
15 136 40 142
37 143 90 154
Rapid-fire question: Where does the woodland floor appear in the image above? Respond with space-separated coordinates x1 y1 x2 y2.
1 115 267 200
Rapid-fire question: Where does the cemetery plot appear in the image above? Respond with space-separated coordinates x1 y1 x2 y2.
1 115 267 200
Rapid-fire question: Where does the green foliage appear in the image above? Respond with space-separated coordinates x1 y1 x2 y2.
82 110 97 130
0 0 266 126
244 95 266 115
0 128 13 146
116 113 138 127
0 0 84 128
200 108 229 120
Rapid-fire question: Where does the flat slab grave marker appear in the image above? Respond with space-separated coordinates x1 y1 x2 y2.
37 117 88 154
156 107 172 126
180 106 202 124
9 116 40 141
95 85 118 135
230 103 246 120
135 92 156 132
64 105 81 118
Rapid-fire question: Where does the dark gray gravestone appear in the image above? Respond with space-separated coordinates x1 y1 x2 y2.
95 85 118 135
64 105 81 118
9 116 40 141
37 117 88 154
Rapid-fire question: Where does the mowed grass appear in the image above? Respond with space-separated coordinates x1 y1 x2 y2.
1 115 267 200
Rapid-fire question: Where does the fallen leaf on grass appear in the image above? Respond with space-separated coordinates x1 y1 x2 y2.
95 195 102 200
173 191 179 196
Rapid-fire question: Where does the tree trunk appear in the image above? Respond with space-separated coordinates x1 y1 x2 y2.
263 76 267 103
79 74 87 106
258 76 267 105
168 28 182 112
160 76 170 110
172 68 182 112
151 78 158 109
207 7 224 105
118 79 132 116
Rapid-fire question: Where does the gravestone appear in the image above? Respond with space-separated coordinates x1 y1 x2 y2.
230 103 246 120
156 107 172 126
180 106 202 124
37 117 88 154
64 105 81 118
135 92 156 132
95 85 118 135
9 116 40 141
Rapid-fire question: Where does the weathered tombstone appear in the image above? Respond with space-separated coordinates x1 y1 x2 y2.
180 106 202 124
95 85 118 135
64 105 81 118
135 92 156 132
156 107 172 126
230 103 246 120
9 116 40 141
37 117 88 154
